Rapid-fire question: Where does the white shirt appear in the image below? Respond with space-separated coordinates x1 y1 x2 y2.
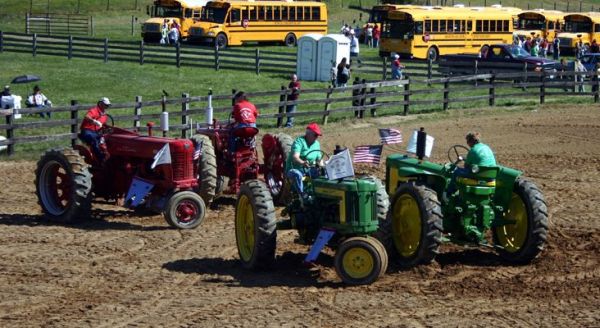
350 36 359 54
27 93 48 106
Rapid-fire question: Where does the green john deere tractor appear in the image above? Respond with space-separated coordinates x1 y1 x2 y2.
381 130 549 267
235 145 389 285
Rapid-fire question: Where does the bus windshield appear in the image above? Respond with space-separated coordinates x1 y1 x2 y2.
154 5 183 17
369 9 387 24
565 20 592 33
518 19 545 30
201 6 228 23
382 20 419 39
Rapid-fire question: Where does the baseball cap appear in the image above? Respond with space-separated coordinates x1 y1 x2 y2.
394 54 400 59
99 97 111 106
306 122 322 136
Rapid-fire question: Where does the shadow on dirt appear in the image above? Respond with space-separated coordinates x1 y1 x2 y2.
163 251 340 288
435 248 504 268
209 196 237 210
0 212 170 231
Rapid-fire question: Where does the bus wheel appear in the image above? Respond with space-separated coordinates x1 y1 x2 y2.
216 33 228 49
427 47 439 62
284 33 297 47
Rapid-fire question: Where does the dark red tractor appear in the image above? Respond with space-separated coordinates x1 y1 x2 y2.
35 118 206 229
192 120 293 205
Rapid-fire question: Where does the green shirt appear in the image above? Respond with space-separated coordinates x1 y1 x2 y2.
285 136 322 171
466 142 496 167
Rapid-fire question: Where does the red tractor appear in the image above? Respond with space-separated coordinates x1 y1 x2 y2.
35 118 206 229
192 120 293 205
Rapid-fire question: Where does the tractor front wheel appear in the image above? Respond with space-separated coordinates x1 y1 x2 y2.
334 237 387 285
164 191 206 229
235 180 277 269
35 148 92 223
493 178 548 263
379 182 443 268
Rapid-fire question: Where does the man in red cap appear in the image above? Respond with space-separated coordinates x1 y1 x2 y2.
229 91 259 153
285 122 324 200
79 97 111 162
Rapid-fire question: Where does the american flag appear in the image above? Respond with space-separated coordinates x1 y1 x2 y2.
193 140 203 160
379 128 402 145
353 145 383 165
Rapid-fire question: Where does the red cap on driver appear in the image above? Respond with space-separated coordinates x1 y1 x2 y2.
306 122 322 136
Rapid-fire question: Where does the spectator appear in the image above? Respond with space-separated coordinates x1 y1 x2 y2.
26 85 52 118
79 97 111 162
336 57 351 87
540 38 549 58
591 39 599 53
1 85 11 97
552 37 560 60
168 24 179 44
524 37 532 52
340 23 350 34
366 24 373 47
373 24 380 48
160 19 170 45
530 40 539 57
330 65 337 87
576 39 585 59
559 58 569 92
391 54 405 80
285 74 300 128
349 30 361 64
574 59 587 93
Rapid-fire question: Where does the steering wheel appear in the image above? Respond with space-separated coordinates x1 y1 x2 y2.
99 113 115 135
448 145 469 165
304 149 330 167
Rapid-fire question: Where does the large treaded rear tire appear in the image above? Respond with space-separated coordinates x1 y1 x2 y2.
191 134 218 205
363 176 389 243
494 178 549 264
264 133 294 205
379 182 443 268
35 148 92 223
235 180 277 269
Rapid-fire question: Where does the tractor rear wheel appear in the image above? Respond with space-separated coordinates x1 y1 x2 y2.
191 134 218 205
164 191 206 229
35 148 92 223
493 178 549 264
235 180 277 269
263 133 293 205
334 236 387 285
380 182 443 268
362 176 390 242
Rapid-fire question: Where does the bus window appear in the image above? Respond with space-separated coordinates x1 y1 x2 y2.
432 20 439 32
467 20 472 32
282 6 288 20
192 10 201 20
249 6 257 21
311 7 320 21
425 20 431 32
483 20 489 32
415 21 423 34
274 6 281 21
290 7 296 21
298 7 304 21
230 8 241 23
266 6 273 21
185 8 193 18
595 24 600 32
490 20 496 32
440 20 447 32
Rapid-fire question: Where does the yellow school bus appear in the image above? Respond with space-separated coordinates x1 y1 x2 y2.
188 0 328 48
557 13 600 53
380 7 515 61
360 4 417 41
515 10 564 42
142 0 207 42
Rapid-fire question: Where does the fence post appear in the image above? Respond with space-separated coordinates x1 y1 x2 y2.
175 42 181 68
161 95 167 137
26 13 30 34
131 15 135 36
32 33 37 57
139 40 144 65
0 31 3 53
474 59 478 86
369 85 377 117
540 71 546 104
443 80 449 111
70 100 78 147
134 95 142 130
382 56 387 80
427 59 433 80
231 89 237 106
322 85 333 125
181 93 189 138
91 16 94 36
68 35 73 59
103 37 108 63
274 86 285 128
255 48 260 75
5 113 14 156
403 79 410 115
594 71 600 103
214 44 220 71
489 74 496 106
352 77 361 118
358 78 367 119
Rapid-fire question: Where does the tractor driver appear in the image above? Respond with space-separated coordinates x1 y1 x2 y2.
447 131 497 197
79 97 111 162
285 122 324 200
229 91 259 153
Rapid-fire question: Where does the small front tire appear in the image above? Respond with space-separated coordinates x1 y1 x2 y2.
335 237 387 285
164 191 206 229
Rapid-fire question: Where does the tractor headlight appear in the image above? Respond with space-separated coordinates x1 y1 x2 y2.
471 165 480 174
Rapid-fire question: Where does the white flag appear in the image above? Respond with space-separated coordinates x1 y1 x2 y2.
151 143 171 169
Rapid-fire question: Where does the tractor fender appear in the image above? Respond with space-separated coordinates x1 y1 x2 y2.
386 165 446 195
494 165 522 208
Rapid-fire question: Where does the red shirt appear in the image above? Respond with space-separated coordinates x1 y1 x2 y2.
287 81 301 101
80 105 108 131
232 100 258 125
373 27 380 39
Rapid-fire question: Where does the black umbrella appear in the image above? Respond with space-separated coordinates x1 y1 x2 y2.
11 75 41 84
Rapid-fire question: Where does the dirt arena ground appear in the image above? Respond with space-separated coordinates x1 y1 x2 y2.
1 105 599 327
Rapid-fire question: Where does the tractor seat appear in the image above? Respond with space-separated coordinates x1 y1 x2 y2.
457 166 499 194
233 127 259 139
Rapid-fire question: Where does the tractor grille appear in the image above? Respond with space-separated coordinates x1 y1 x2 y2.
189 27 202 37
172 152 193 181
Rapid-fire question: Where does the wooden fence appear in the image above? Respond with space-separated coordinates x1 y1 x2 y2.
25 13 92 36
0 31 438 79
1 70 598 156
